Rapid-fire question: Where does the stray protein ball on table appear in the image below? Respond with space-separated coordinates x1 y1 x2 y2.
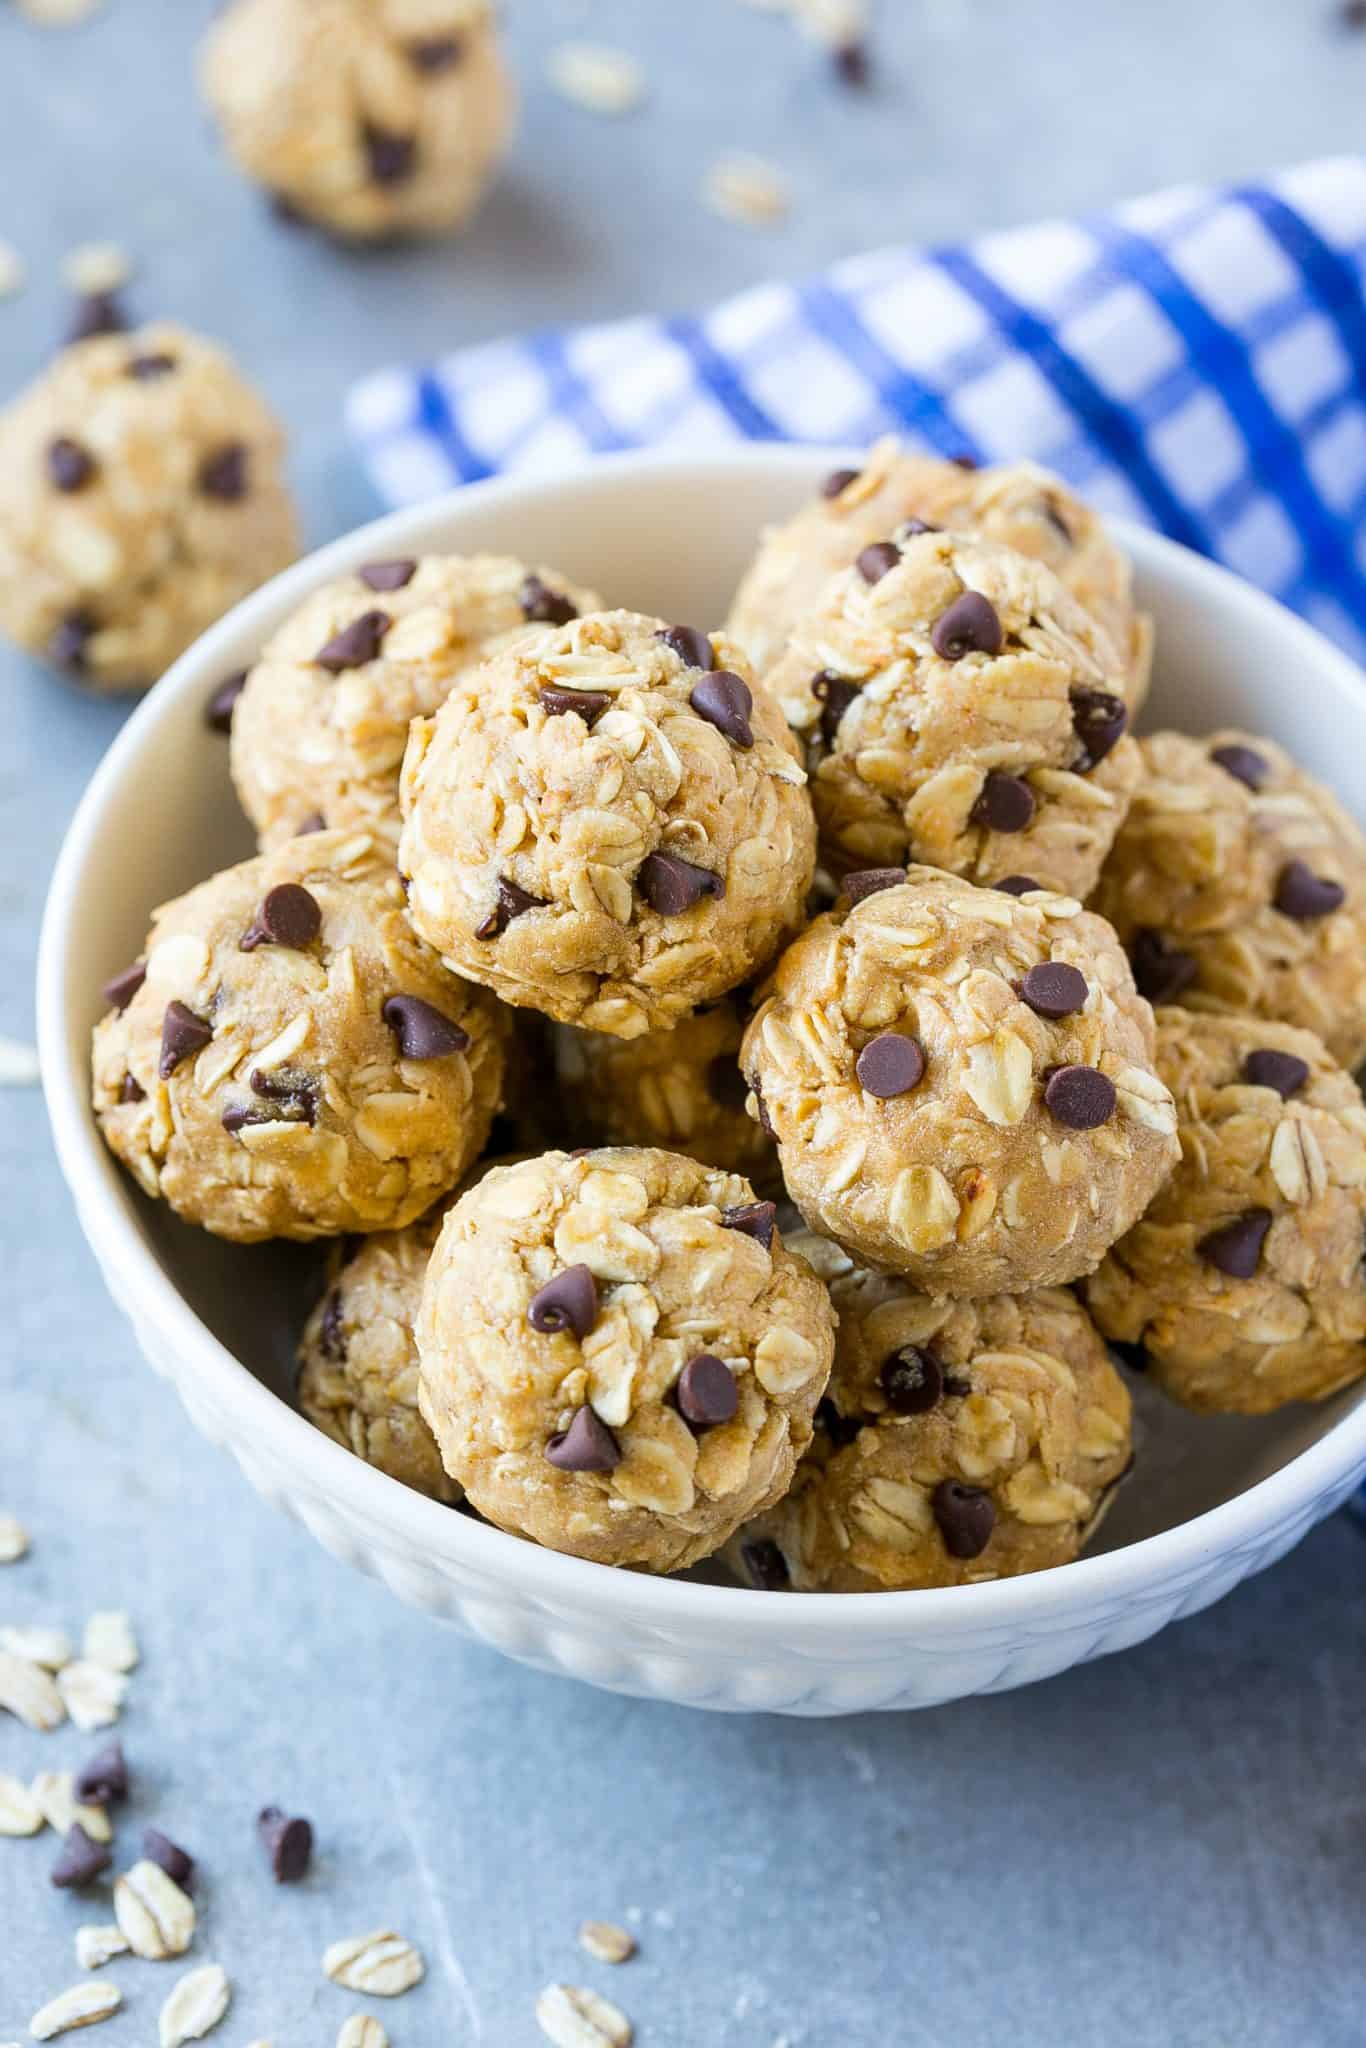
1093 729 1366 1069
740 866 1179 1294
414 1148 835 1571
1087 1009 1366 1414
727 442 1151 702
763 525 1140 895
230 553 601 847
298 1208 460 1500
199 0 514 240
399 608 817 1037
92 830 504 1241
728 1238 1132 1590
0 322 297 693
552 995 777 1188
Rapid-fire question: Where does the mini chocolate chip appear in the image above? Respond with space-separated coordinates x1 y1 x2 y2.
529 1264 598 1339
127 351 177 380
159 1001 212 1079
1275 859 1345 919
75 1740 127 1806
382 994 470 1059
66 289 127 343
950 453 979 470
221 1104 274 1135
638 851 724 915
257 1806 313 1882
475 874 548 939
691 670 754 748
658 624 714 670
1019 961 1088 1019
364 122 417 185
143 1827 194 1890
1130 929 1198 1003
1070 687 1128 770
198 442 248 502
519 573 577 625
546 1404 620 1472
119 1073 145 1104
897 517 940 538
314 608 391 672
856 540 901 584
833 37 870 84
51 1823 112 1890
296 813 326 836
721 1199 776 1248
995 875 1041 897
249 1070 318 1125
358 558 416 592
971 771 1035 833
931 590 1002 661
676 1353 738 1428
320 1288 346 1362
822 466 860 498
1210 742 1268 790
103 960 146 1012
932 1479 995 1559
206 669 248 732
48 436 95 492
1198 1209 1272 1280
707 1054 749 1113
741 1537 789 1590
879 1346 943 1415
749 1075 776 1139
842 866 906 905
49 609 95 672
811 670 861 746
540 684 609 726
408 32 463 71
817 1397 864 1449
1044 1063 1117 1129
855 1032 925 1098
1243 1048 1310 1099
240 882 321 953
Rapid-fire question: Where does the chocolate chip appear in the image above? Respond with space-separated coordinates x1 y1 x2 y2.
707 1055 749 1113
1044 1063 1116 1129
540 684 609 726
741 1537 789 1590
896 517 940 539
358 558 416 592
47 436 95 492
74 1740 127 1805
749 1075 776 1139
1210 742 1268 790
721 1199 776 1248
159 1001 212 1079
1070 687 1128 770
856 540 901 584
66 289 127 343
408 32 463 71
833 37 870 84
855 1032 925 1098
49 610 95 672
128 352 176 381
51 1823 112 1890
102 960 146 1012
206 669 248 732
546 1404 620 1471
690 670 754 748
931 590 1002 661
638 851 724 915
811 670 861 747
821 466 860 498
842 866 905 905
239 882 321 953
528 1264 598 1339
257 1806 313 1882
296 813 326 836
1019 961 1088 1019
382 994 470 1059
1243 1048 1310 1099
971 771 1035 833
950 453 979 470
817 1397 864 1449
198 442 248 502
320 1288 346 1361
364 122 417 185
314 608 391 672
658 624 714 670
119 1073 145 1104
676 1353 738 1428
475 875 548 939
1130 929 1198 1003
221 1104 274 1135
249 1069 318 1125
519 573 577 625
1198 1208 1272 1280
932 1479 995 1559
879 1346 943 1415
143 1827 194 1890
995 875 1040 897
1275 860 1345 919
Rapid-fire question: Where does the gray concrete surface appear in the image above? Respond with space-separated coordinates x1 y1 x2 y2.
3 1 1366 2039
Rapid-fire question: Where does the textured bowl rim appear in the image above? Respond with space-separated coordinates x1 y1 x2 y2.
37 443 1366 1640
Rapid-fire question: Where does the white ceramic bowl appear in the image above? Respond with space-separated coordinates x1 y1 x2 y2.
38 448 1366 1716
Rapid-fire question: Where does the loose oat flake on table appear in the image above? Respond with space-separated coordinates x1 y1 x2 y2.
577 1920 637 1965
0 1624 71 1668
28 1984 121 2042
0 1511 30 1561
0 1034 41 1086
0 1771 44 1834
336 2017 389 2048
57 1659 128 1731
31 1770 113 1842
158 1964 232 2048
82 1610 139 1673
322 1930 426 1996
114 1857 197 1959
0 1647 65 1729
548 42 647 114
536 1983 634 2048
75 1925 130 1971
703 152 791 226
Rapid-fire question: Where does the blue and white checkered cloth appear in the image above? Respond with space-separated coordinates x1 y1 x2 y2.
348 153 1366 661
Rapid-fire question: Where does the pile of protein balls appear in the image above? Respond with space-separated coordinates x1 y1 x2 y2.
87 440 1366 1591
